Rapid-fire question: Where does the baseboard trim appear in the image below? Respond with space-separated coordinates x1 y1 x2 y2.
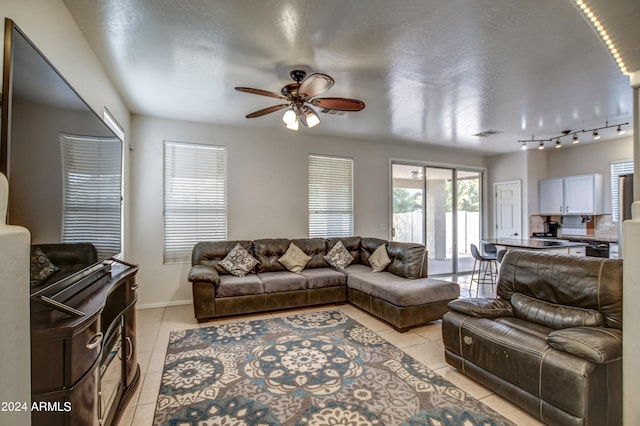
137 299 191 310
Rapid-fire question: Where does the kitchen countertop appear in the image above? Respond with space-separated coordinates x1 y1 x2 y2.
483 238 588 250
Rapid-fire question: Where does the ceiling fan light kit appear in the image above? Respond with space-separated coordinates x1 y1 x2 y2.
235 69 365 131
518 120 628 150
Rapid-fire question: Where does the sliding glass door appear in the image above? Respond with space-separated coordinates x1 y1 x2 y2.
392 162 482 275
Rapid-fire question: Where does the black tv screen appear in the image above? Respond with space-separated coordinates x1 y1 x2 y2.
1 19 123 295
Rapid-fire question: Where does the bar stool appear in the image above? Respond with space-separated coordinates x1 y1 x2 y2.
470 243 498 296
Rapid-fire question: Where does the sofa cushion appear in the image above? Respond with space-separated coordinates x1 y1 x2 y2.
30 247 59 287
253 239 290 273
293 238 329 269
278 242 312 273
360 237 387 266
258 271 308 293
324 240 354 269
341 264 372 276
495 317 554 340
498 251 622 329
327 237 361 264
348 272 459 307
448 298 514 318
219 243 259 277
192 240 254 275
300 268 347 289
548 327 622 363
387 242 425 279
369 244 391 272
216 274 264 298
511 293 605 329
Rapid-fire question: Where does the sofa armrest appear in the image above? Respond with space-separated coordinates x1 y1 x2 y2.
548 327 622 363
188 264 220 285
448 298 514 318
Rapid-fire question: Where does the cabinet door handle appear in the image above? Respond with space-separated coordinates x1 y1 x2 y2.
560 206 563 213
86 332 103 350
126 336 133 360
130 284 139 291
566 206 569 213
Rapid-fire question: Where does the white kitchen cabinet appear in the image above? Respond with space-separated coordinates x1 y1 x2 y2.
539 174 603 215
539 178 564 215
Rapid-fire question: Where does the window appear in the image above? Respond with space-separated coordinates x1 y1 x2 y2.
308 154 354 238
61 134 122 259
611 159 634 222
164 141 227 263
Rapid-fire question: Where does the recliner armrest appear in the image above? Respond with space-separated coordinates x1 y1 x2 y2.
448 298 514 318
188 264 220 285
548 327 622 363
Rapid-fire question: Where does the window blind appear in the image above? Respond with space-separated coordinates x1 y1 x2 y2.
164 141 227 263
308 154 354 238
611 159 634 222
60 134 122 259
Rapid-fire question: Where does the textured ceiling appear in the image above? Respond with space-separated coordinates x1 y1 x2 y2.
62 0 638 155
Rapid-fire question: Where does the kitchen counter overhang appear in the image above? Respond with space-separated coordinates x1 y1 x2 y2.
483 238 588 250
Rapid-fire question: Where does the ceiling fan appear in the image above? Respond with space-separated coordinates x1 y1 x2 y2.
235 69 365 131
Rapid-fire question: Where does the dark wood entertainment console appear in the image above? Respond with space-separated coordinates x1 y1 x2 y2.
30 261 140 425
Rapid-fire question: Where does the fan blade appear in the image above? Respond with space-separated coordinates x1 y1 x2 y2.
312 97 365 111
299 73 335 98
245 104 290 118
235 87 288 100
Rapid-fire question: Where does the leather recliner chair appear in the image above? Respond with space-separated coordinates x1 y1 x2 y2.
442 250 622 426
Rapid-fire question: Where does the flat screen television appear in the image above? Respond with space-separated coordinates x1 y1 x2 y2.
1 19 123 304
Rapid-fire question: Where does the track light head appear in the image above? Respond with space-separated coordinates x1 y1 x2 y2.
538 141 545 150
555 139 562 148
572 134 580 144
617 125 625 135
592 130 600 140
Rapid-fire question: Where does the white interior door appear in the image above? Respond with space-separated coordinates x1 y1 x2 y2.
494 180 522 238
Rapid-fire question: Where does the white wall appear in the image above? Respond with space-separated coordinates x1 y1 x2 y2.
487 137 632 235
546 137 633 213
486 150 535 238
130 115 485 307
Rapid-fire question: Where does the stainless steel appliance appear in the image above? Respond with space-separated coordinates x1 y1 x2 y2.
618 173 633 259
585 241 610 258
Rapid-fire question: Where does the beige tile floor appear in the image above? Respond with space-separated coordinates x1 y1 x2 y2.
117 275 543 425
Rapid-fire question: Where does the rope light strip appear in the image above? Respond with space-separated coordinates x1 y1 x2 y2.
573 0 628 75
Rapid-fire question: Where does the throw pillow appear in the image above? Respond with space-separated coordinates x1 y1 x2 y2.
30 247 59 287
278 242 311 273
369 244 391 272
219 243 259 277
324 240 354 269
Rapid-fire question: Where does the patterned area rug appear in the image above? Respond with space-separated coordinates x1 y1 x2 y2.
153 310 515 425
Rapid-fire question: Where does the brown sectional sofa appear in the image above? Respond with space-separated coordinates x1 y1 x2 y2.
442 250 622 426
189 236 460 331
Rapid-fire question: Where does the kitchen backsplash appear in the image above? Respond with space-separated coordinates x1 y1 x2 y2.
530 214 618 241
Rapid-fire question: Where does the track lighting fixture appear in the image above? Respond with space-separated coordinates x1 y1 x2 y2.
517 120 628 150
